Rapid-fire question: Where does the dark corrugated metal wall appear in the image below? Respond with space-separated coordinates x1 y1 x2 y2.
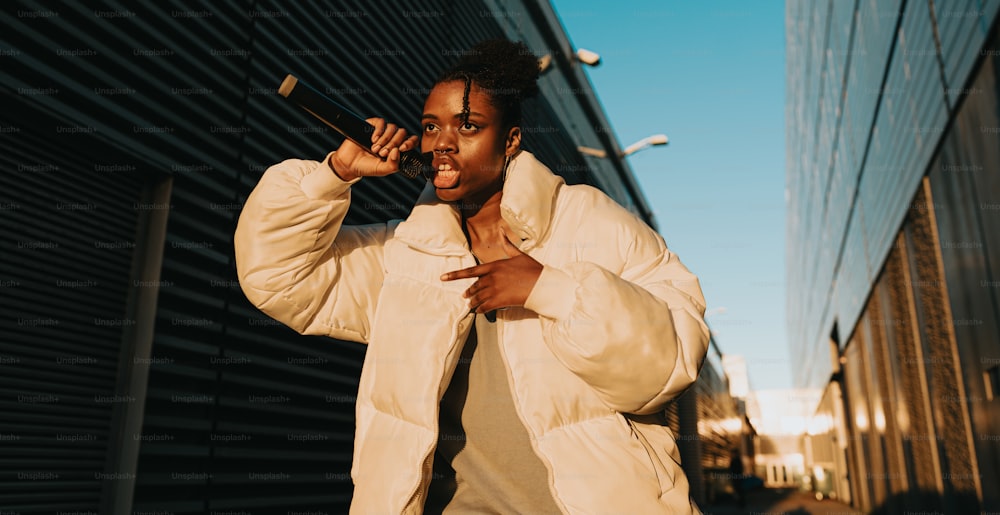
1 103 147 513
1 1 614 513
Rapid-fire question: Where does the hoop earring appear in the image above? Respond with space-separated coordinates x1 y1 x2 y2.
503 154 512 182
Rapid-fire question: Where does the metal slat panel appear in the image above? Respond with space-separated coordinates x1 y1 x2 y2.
129 1 362 511
1 64 143 515
937 0 993 106
833 200 870 344
859 1 949 287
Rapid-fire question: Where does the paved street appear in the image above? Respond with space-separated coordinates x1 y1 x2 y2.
702 487 862 515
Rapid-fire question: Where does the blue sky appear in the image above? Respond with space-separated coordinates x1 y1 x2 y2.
550 1 790 390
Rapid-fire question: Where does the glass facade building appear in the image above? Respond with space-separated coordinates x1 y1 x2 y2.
787 0 1000 512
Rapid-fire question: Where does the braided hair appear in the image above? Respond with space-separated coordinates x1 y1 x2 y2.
435 39 540 130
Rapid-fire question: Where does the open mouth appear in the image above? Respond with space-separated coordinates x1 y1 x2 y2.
433 162 460 189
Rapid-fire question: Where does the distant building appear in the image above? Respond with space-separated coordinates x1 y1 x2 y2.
676 341 758 506
722 354 750 399
786 1 1000 512
747 389 821 489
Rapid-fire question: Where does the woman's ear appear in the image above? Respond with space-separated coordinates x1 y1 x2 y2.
505 127 522 156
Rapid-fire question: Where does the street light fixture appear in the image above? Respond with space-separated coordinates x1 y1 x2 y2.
538 47 603 73
621 134 669 156
574 48 602 66
537 54 553 72
577 134 669 159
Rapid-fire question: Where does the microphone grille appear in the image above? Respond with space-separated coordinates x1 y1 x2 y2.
399 152 434 180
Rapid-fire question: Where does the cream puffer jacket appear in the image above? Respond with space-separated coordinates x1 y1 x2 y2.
235 150 709 514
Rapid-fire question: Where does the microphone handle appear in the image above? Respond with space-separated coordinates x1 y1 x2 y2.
278 74 432 179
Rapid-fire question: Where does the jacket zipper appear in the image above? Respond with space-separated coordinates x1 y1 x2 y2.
402 448 434 512
495 311 571 514
403 305 473 512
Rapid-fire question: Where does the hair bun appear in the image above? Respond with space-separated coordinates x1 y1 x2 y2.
449 39 540 102
435 39 540 128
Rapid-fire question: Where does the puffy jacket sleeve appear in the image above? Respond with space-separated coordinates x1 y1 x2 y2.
234 153 390 343
523 202 709 415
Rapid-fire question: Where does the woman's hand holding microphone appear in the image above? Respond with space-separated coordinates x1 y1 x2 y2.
329 117 419 181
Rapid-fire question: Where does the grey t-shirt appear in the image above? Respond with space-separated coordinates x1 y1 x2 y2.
425 313 562 514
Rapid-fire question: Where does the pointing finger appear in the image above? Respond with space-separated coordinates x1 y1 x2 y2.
441 264 488 281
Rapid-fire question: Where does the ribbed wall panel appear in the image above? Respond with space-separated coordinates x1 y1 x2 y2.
851 0 902 145
937 0 998 106
859 0 948 292
816 7 839 199
880 232 941 510
927 47 1000 508
784 0 807 373
833 201 871 352
803 0 825 180
786 0 830 379
0 89 143 513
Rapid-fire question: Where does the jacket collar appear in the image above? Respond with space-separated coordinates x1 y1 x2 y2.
393 150 564 255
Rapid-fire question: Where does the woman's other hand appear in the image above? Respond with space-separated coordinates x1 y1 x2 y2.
441 232 543 314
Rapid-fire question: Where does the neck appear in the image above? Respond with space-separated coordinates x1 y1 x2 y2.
462 190 511 263
461 190 503 231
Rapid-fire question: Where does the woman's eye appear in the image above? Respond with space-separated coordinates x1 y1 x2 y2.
460 123 479 132
423 124 438 133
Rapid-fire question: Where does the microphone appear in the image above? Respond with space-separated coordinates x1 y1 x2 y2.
278 74 434 179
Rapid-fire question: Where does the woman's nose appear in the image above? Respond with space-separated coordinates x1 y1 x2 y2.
433 131 456 153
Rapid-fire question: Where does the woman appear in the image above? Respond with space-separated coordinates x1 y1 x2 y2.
235 39 709 513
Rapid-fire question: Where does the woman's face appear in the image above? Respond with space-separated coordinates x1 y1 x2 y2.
421 80 510 205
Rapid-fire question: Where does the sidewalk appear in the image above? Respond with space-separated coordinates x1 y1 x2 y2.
701 487 862 515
